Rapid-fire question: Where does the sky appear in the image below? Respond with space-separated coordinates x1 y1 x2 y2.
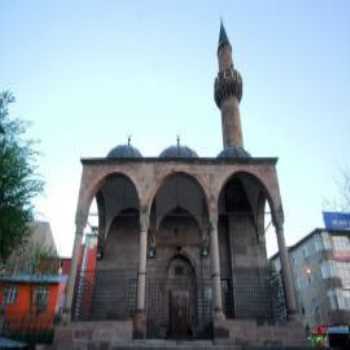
1 1 349 257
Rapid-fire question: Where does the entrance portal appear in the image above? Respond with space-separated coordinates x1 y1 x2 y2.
167 256 195 339
169 290 192 338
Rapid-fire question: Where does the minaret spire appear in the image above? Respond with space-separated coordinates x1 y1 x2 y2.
218 20 231 50
214 21 244 149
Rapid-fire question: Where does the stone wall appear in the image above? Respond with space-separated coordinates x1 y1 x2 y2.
146 214 212 338
214 319 307 347
92 213 139 320
228 215 271 320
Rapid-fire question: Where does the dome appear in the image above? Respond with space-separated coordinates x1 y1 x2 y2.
217 146 251 159
159 145 198 158
107 144 142 158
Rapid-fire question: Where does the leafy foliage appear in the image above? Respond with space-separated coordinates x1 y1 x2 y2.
0 91 44 263
323 169 350 213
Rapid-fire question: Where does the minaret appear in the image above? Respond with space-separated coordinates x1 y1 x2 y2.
214 21 244 149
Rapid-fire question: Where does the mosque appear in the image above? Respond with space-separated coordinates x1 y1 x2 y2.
59 23 306 348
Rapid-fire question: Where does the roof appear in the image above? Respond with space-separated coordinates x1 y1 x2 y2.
159 145 198 158
81 157 278 165
0 337 27 348
270 227 350 261
107 144 142 158
0 273 66 284
217 146 251 159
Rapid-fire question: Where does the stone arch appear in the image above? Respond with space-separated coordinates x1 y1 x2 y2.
217 170 281 226
217 170 278 320
166 252 197 278
148 171 210 231
146 171 210 217
77 171 141 227
157 207 203 237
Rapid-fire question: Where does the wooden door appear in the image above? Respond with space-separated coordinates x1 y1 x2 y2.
169 289 192 338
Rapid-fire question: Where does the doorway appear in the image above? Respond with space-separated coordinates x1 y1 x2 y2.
167 256 195 339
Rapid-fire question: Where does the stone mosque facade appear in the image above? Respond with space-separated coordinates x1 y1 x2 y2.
61 23 306 347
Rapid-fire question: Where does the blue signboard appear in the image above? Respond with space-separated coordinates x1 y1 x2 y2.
323 212 350 231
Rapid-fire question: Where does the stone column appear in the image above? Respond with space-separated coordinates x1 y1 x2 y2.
209 213 225 320
274 218 297 319
63 223 85 323
134 208 149 338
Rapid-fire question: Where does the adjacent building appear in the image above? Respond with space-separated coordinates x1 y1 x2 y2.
0 221 66 343
271 228 350 330
4 221 58 274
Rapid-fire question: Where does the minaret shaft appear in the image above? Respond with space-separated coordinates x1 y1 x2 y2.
221 95 243 148
215 23 244 149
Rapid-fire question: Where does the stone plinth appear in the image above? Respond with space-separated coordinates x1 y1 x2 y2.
51 320 132 349
213 319 307 347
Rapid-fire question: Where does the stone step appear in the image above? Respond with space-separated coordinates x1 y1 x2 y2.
50 340 313 350
54 340 241 350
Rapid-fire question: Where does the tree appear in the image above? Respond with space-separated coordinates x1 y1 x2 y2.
0 91 44 264
336 170 350 211
323 169 350 212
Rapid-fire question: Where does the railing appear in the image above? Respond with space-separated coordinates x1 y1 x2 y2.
73 268 286 326
269 269 288 322
73 270 236 322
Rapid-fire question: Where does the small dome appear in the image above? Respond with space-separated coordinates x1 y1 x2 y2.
107 144 142 158
217 146 251 159
159 145 198 158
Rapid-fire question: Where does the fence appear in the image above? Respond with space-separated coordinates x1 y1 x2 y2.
73 269 286 334
73 269 137 321
0 315 55 346
73 270 237 339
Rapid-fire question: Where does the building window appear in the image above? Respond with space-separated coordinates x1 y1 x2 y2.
321 261 336 279
4 287 17 304
34 286 49 312
314 235 323 252
332 236 350 251
322 232 332 250
302 246 310 259
327 290 338 310
337 289 350 311
327 289 350 311
335 262 350 289
342 290 350 310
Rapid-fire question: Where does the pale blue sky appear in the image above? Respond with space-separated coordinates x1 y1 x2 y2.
1 1 349 256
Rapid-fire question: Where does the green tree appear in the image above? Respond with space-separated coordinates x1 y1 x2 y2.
0 91 44 264
323 169 350 213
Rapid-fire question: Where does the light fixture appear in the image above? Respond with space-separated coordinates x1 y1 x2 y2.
201 246 209 257
148 246 156 258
